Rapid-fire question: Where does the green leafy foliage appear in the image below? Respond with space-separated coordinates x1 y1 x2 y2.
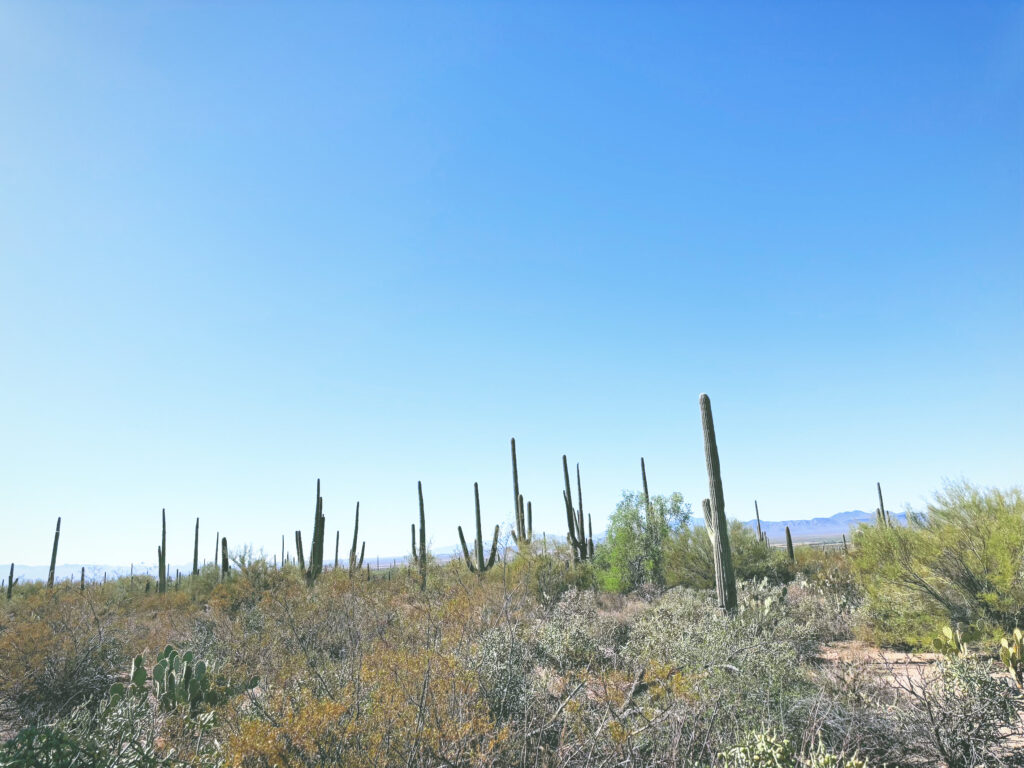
852 481 1024 646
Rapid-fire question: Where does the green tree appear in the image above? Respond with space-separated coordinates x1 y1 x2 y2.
596 491 688 593
852 481 1024 645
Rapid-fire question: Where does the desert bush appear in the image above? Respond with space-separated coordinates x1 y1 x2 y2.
665 520 794 592
717 730 869 768
470 623 533 722
0 592 126 727
596 491 687 592
535 587 615 669
852 481 1024 646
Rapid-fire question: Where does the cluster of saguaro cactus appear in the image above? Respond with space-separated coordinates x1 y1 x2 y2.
563 456 593 562
510 438 533 546
47 517 61 588
875 482 892 527
411 481 428 590
458 483 499 574
158 509 167 594
348 502 365 577
700 393 737 613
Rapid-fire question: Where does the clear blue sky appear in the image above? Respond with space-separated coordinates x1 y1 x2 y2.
1 2 1021 569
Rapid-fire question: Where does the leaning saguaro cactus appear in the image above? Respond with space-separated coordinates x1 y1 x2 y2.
875 482 891 527
458 483 499 575
700 393 737 613
348 502 365 577
562 456 592 562
158 509 167 594
47 517 61 588
411 481 428 590
510 438 533 546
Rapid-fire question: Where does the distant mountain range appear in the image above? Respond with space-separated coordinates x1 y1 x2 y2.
4 510 902 585
695 508 906 542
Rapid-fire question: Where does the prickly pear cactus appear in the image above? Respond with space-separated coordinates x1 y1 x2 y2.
932 625 969 657
109 644 258 716
1000 628 1023 688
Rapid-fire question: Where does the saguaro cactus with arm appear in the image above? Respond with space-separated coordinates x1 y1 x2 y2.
510 438 532 546
348 502 365 577
700 393 737 613
562 456 592 561
412 482 428 590
458 483 499 574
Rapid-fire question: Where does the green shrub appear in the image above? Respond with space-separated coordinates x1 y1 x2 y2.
852 481 1024 646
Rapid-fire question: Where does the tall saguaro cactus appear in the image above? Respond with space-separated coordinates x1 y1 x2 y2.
875 482 891 528
700 394 737 613
6 563 14 600
158 510 167 594
785 526 795 561
47 517 61 588
562 456 592 562
295 531 306 572
754 501 765 545
192 518 200 576
304 480 327 585
220 537 229 580
412 482 428 590
510 438 532 546
348 502 365 577
458 483 499 574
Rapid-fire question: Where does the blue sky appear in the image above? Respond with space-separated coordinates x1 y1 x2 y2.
1 2 1022 569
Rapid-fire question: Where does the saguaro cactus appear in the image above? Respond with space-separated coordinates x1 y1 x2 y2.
334 531 340 569
47 517 61 588
458 483 499 574
700 393 737 613
411 481 428 590
220 537 229 580
305 480 327 584
785 526 795 561
562 456 592 562
754 501 765 545
875 482 891 527
348 502 365 577
158 510 167 594
510 438 532 546
6 563 14 600
295 531 306 572
641 457 664 585
192 518 200 576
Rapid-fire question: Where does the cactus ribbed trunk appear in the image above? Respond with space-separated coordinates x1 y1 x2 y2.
785 526 795 561
562 456 592 561
876 482 890 527
295 531 305 572
511 438 531 545
458 483 499 574
349 502 364 577
80 567 85 591
158 510 167 594
754 501 764 544
47 517 61 588
6 563 13 600
334 531 340 569
192 518 199 576
700 394 737 613
220 537 229 580
414 481 427 590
